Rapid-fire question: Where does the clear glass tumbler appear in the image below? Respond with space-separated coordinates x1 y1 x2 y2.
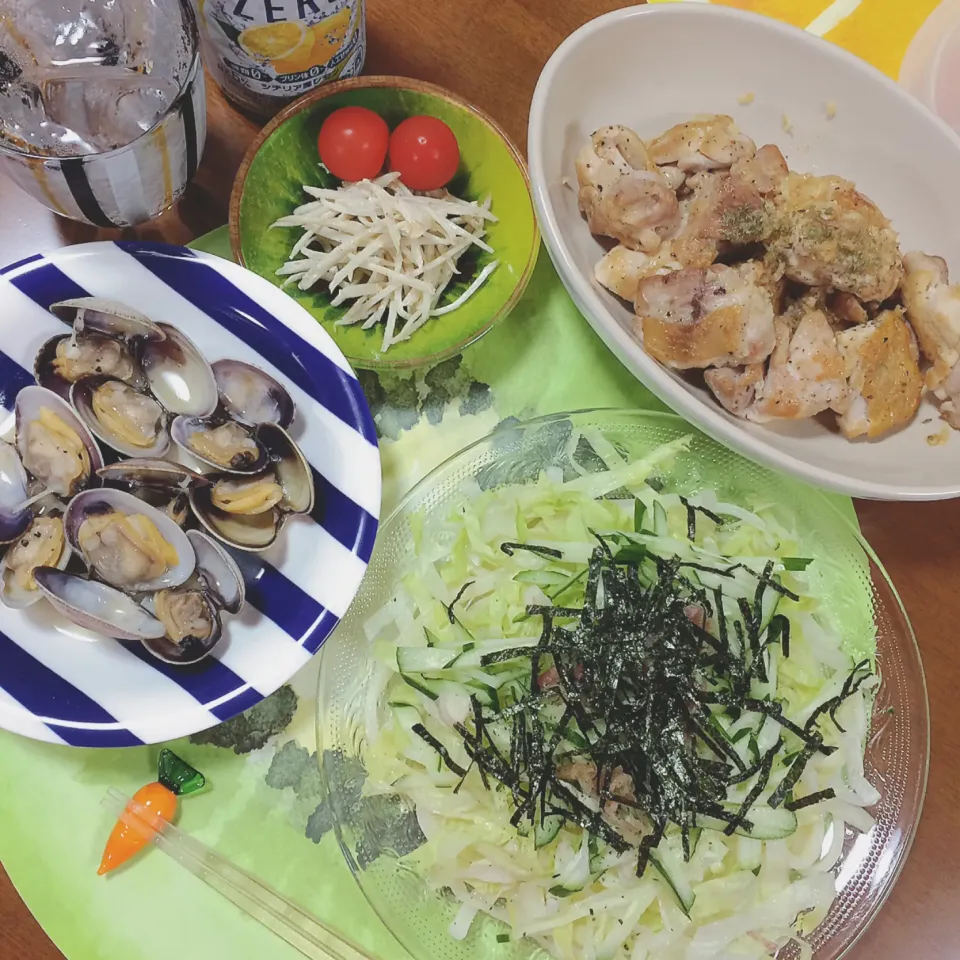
0 0 207 227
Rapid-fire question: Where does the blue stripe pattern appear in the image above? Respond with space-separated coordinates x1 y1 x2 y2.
117 242 379 447
0 631 143 747
122 642 258 719
310 465 378 560
228 550 330 645
0 253 44 277
6 261 87 308
0 244 380 746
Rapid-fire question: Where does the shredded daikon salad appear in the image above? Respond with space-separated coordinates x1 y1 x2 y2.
272 172 499 352
361 434 880 960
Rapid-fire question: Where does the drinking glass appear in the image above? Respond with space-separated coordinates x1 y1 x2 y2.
0 0 207 227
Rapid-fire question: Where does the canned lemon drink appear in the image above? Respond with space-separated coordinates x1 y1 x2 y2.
195 0 365 117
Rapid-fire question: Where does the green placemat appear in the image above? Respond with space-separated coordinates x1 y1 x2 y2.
0 228 853 960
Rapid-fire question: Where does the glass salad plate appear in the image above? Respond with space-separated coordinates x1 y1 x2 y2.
316 409 929 960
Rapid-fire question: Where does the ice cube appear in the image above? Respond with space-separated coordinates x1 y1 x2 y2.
42 72 179 151
0 0 192 157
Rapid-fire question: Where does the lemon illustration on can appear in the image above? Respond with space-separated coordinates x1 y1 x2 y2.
197 0 366 116
239 8 353 77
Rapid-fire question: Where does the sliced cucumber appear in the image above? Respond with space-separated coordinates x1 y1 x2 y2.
400 673 497 707
391 704 423 734
649 845 695 915
397 647 458 673
514 569 569 589
401 674 439 701
652 500 669 537
736 835 763 872
534 813 564 849
696 803 797 839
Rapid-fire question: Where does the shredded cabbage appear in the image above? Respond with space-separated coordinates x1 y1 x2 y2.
362 435 878 960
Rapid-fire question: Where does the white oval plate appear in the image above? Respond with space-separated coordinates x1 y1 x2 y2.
0 241 380 746
529 3 960 500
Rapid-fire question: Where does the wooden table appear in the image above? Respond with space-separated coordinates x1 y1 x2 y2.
1 1 958 956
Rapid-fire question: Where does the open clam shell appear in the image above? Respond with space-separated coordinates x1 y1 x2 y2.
141 588 223 665
33 566 166 641
171 415 268 475
15 385 103 498
187 529 245 614
34 332 140 400
141 323 219 418
260 423 314 516
70 376 170 459
97 458 209 491
1 508 71 608
212 359 295 428
65 487 196 592
49 297 166 342
97 458 210 528
187 424 315 553
0 441 33 544
187 487 280 553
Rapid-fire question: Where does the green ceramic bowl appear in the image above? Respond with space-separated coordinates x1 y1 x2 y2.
230 76 539 370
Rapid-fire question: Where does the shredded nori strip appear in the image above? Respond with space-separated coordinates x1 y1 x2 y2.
408 524 870 873
725 738 781 835
501 542 563 559
412 724 467 777
679 496 725 541
445 581 474 624
785 788 836 811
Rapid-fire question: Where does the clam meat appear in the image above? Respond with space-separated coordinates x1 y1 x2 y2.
71 377 170 459
210 473 284 515
77 511 177 589
155 588 216 643
66 489 195 592
173 417 265 473
92 381 165 450
54 334 135 382
15 386 101 498
1 515 69 608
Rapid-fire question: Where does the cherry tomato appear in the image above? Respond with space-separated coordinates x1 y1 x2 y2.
388 116 460 191
317 106 389 182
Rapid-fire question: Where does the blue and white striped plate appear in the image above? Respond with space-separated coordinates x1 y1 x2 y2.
0 241 380 747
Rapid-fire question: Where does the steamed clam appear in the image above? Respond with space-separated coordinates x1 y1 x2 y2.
187 529 244 614
212 359 295 428
171 416 266 474
210 473 284 515
0 441 33 544
1 510 70 608
50 297 166 342
9 296 317 665
34 332 138 399
71 377 170 458
142 587 222 664
15 386 102 498
33 566 166 641
189 423 314 552
141 323 219 417
97 459 209 527
65 488 195 592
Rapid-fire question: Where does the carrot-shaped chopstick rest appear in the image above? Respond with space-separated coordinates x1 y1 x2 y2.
98 748 205 875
